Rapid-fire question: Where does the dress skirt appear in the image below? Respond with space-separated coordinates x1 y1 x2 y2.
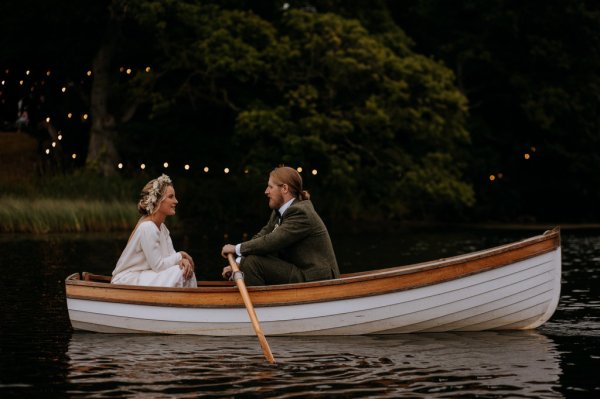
112 265 197 288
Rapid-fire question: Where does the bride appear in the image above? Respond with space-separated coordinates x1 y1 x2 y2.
111 174 197 287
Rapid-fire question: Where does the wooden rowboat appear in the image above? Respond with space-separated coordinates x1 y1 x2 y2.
65 227 561 335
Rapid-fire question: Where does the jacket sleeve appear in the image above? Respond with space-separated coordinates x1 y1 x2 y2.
139 223 182 272
241 206 311 255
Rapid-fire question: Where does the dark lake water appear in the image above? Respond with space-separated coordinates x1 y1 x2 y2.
1 226 598 398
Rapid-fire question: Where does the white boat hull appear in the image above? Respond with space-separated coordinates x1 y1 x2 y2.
67 247 561 335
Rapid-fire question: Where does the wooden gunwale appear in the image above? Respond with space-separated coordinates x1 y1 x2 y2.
65 228 560 308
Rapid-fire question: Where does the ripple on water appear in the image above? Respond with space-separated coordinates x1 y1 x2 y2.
65 332 563 398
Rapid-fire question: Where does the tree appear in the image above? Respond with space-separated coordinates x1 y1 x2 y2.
1 0 474 221
390 0 600 221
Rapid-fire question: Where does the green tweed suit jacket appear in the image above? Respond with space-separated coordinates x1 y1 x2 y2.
240 199 340 281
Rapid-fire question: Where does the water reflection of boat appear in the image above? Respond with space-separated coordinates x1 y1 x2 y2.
66 332 562 397
65 228 561 335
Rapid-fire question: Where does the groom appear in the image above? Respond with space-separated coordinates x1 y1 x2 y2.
221 166 340 286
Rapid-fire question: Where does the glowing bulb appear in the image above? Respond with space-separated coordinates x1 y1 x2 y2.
1 81 5 85
297 167 303 173
118 163 123 169
45 149 50 155
67 113 73 119
489 175 496 181
61 87 66 93
25 70 30 75
145 66 151 72
51 142 56 148
244 169 249 174
57 134 62 140
19 80 24 85
203 166 209 173
126 68 132 75
87 70 92 76
72 153 77 159
163 162 169 168
46 71 51 76
140 163 146 170
184 164 190 170
224 167 230 174
45 117 51 123
312 169 318 176
82 114 89 120
524 153 530 160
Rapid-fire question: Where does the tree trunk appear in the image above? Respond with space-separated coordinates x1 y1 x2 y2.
85 10 120 176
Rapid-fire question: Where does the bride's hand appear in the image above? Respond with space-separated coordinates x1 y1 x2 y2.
180 251 195 268
180 259 193 280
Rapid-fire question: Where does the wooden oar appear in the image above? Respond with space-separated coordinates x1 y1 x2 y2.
227 254 276 364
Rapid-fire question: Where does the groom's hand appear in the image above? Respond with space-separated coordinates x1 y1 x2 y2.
222 265 233 280
221 244 236 258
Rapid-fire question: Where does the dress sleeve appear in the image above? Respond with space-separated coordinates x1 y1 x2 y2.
139 223 182 272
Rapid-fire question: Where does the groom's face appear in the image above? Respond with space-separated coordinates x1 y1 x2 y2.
265 177 285 210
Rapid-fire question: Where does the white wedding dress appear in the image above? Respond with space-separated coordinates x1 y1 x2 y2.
111 220 197 287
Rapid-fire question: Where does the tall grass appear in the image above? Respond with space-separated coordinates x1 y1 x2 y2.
0 197 140 233
0 171 269 233
0 172 147 233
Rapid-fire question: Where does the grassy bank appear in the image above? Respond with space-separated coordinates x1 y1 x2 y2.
0 197 139 233
0 171 266 234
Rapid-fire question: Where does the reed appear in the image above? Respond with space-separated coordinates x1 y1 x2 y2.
0 197 140 234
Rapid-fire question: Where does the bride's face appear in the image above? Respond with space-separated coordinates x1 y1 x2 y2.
157 185 178 216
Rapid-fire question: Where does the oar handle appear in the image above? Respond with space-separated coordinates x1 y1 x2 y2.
227 254 276 364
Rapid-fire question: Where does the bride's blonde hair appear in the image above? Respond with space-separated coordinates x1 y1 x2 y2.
137 174 172 215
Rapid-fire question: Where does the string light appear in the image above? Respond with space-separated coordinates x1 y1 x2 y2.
489 175 496 181
524 153 530 160
0 67 329 180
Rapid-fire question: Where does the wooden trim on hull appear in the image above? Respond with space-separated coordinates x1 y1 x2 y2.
65 228 561 308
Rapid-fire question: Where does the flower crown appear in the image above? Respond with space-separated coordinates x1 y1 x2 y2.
143 174 172 215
